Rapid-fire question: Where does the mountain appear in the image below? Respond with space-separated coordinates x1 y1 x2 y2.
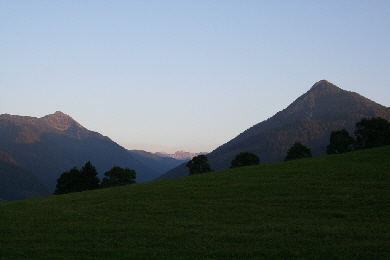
158 80 390 180
0 111 172 194
0 151 50 200
155 150 207 160
128 150 185 173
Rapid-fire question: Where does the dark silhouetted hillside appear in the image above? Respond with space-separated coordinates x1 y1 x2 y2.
0 151 50 200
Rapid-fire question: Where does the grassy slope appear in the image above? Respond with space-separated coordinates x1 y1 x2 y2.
1 146 390 260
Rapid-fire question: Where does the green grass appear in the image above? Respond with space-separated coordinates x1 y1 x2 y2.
1 146 390 259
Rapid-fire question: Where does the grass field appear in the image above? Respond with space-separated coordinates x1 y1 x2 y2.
1 146 390 259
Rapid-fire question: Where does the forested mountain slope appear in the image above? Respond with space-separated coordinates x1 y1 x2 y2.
0 151 50 200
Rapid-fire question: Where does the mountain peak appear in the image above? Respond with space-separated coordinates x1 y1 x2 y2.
45 111 71 119
155 150 207 160
309 80 339 91
43 111 82 131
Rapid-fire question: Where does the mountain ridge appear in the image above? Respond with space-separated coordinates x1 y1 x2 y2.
155 150 207 160
157 80 390 180
0 112 174 194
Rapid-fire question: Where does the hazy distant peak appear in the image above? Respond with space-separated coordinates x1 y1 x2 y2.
155 150 207 160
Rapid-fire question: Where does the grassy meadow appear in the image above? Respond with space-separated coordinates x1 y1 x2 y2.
1 146 390 259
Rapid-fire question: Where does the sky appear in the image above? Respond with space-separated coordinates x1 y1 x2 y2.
1 1 390 153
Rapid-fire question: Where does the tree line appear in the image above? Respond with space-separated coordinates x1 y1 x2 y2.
186 117 390 175
54 117 390 188
54 162 136 195
326 117 390 154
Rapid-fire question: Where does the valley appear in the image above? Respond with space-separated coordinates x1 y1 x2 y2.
1 80 390 200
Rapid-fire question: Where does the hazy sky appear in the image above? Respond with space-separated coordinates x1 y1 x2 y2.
2 1 390 153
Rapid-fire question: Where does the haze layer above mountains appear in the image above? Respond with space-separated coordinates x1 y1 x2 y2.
1 80 390 200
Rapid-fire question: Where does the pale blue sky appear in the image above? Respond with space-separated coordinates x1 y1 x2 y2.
1 1 390 153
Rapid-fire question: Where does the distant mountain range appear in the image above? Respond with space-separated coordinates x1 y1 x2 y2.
155 150 207 160
0 111 184 200
157 80 390 180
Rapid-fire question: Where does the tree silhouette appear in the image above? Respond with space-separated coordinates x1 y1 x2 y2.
285 142 312 161
230 152 260 168
80 161 100 191
54 161 100 195
100 166 136 188
54 167 81 195
186 154 213 175
354 117 390 150
326 129 355 154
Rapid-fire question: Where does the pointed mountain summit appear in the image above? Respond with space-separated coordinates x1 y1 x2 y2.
158 80 390 180
42 111 82 131
218 80 383 149
309 79 336 90
42 111 105 139
0 111 105 142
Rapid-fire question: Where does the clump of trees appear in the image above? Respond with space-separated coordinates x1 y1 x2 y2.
283 117 390 162
230 152 260 168
354 117 390 150
100 166 136 188
186 154 213 175
54 162 136 195
285 142 312 161
327 117 390 155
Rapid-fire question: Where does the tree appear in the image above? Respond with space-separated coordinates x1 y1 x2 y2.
326 129 355 154
100 166 136 188
186 154 213 175
80 161 100 191
354 117 390 150
54 167 82 195
285 142 312 161
230 152 260 168
54 161 100 195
